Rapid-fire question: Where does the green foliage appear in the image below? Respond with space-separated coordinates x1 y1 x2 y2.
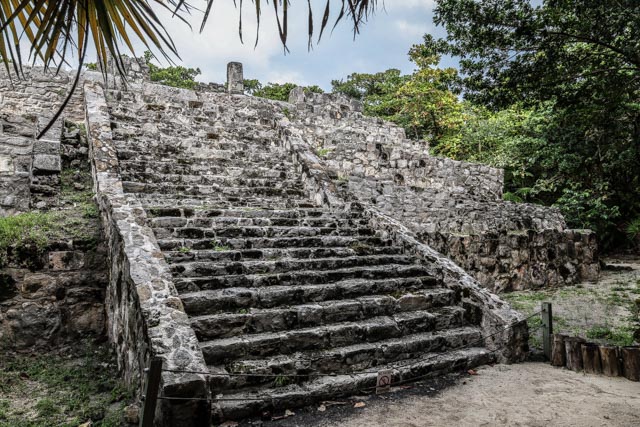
332 55 463 147
144 51 201 89
626 218 640 244
0 342 132 426
316 148 333 157
328 0 640 250
247 81 323 102
85 62 98 71
586 325 635 347
0 212 58 266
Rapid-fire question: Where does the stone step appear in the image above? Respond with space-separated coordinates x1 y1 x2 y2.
135 194 317 209
211 347 493 422
117 150 292 166
177 263 431 293
122 182 307 198
120 172 301 188
199 300 464 364
146 207 361 220
117 147 287 162
149 216 369 230
164 245 404 264
175 275 438 306
171 254 413 278
191 295 464 340
153 225 376 240
119 160 292 177
218 313 471 389
156 235 391 252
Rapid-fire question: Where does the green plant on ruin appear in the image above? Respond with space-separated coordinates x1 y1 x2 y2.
316 148 333 158
273 375 292 388
178 246 191 253
0 212 60 267
212 243 231 252
144 51 201 90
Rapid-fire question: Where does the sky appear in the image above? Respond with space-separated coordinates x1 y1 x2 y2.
106 1 450 91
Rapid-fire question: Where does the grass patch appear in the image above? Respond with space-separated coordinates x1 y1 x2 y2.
586 325 636 346
0 341 132 427
0 212 59 253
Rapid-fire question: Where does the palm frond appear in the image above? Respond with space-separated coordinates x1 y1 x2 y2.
0 0 183 78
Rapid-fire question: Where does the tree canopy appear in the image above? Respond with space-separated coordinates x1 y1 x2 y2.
328 0 640 249
429 0 640 248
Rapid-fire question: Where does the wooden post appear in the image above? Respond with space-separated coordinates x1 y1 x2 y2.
551 334 567 367
541 302 553 361
564 337 586 371
600 345 621 377
140 358 163 427
621 346 640 381
581 343 602 374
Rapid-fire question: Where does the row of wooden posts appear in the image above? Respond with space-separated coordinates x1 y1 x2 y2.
541 302 640 381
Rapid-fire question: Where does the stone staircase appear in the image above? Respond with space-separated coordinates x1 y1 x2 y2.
101 85 498 421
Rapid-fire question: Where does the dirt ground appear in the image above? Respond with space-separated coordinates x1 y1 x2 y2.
249 363 640 427
323 363 640 427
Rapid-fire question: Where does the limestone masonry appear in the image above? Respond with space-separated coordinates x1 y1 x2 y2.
0 59 598 425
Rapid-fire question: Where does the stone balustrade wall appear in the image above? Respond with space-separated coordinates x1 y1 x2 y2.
288 87 600 291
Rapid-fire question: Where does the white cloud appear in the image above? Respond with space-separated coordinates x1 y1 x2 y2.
394 19 431 39
387 0 436 11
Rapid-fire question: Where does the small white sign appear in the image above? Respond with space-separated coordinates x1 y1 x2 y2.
376 369 392 394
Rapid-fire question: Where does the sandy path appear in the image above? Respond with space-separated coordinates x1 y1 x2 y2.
323 363 640 427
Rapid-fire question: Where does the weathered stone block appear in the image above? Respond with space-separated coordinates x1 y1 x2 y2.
0 155 13 173
48 251 85 271
32 153 60 173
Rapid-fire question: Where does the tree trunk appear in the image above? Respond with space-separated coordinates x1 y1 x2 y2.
600 346 621 377
565 337 586 372
621 346 640 381
581 343 602 374
551 334 567 367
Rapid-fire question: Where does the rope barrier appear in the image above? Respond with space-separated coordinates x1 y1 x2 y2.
160 310 542 381
186 324 547 404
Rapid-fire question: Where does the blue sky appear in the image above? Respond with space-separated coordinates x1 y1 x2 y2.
117 1 449 91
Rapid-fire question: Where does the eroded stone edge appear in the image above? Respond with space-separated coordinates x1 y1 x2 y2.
83 81 209 423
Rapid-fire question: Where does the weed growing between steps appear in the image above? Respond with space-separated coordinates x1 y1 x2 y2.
502 258 640 349
0 340 134 427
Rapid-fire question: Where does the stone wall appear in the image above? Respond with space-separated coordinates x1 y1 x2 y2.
0 107 108 349
0 67 85 215
84 81 209 426
288 87 600 291
289 88 504 201
0 241 107 348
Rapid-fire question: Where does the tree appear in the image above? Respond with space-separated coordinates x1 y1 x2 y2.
332 53 463 147
244 80 323 102
144 51 200 89
429 0 640 247
0 0 377 137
